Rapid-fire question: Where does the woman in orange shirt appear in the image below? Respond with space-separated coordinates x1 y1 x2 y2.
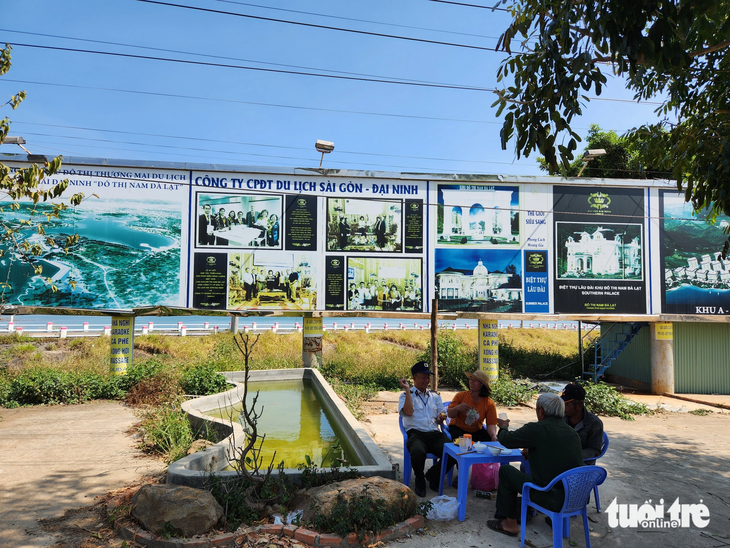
447 369 498 442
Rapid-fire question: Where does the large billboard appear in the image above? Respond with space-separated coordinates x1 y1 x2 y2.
660 190 730 316
3 158 721 316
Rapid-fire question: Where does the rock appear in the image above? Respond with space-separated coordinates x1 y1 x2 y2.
289 476 416 524
131 484 223 536
187 439 215 455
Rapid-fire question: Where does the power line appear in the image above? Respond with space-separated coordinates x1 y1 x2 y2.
15 127 538 167
24 136 543 174
4 42 496 92
5 78 500 124
0 28 475 86
133 0 502 52
211 0 501 40
427 0 510 12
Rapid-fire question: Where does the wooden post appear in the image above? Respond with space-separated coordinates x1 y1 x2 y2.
431 298 438 391
578 321 584 377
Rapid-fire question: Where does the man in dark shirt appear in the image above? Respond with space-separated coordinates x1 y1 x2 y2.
487 393 583 537
198 204 215 245
562 383 604 464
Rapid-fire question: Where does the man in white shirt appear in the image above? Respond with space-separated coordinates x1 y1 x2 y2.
242 268 254 301
399 361 451 497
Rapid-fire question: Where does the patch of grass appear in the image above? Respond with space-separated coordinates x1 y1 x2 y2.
326 377 379 420
373 330 430 351
136 402 195 463
0 333 34 344
689 408 713 416
499 329 589 379
321 332 414 390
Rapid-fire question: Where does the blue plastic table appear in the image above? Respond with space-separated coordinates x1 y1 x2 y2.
438 441 525 521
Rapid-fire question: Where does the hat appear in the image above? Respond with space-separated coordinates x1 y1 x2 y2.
465 369 491 387
411 361 434 376
561 383 586 403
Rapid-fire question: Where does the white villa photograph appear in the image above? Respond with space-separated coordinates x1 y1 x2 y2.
556 223 643 280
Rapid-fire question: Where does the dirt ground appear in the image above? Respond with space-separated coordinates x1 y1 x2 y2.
1 393 730 548
0 401 166 548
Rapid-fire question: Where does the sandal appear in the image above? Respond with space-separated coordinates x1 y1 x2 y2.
487 519 518 537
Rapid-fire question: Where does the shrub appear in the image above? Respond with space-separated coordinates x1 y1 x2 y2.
8 367 80 405
307 486 411 541
180 364 229 396
417 331 476 387
580 381 651 420
490 374 537 406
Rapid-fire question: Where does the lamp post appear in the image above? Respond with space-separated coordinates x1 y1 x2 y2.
1 135 31 154
315 139 335 168
577 148 607 177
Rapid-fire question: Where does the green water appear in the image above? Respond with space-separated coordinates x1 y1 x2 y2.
206 379 361 469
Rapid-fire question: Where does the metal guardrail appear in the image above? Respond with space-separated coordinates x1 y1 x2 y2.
3 319 581 338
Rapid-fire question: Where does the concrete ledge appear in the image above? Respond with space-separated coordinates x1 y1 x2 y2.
168 368 395 488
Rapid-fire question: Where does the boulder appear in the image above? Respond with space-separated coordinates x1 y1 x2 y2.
290 476 416 524
131 484 223 537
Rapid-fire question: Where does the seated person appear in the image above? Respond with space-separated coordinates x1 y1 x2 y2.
561 383 604 464
399 361 453 497
487 393 583 537
447 370 498 442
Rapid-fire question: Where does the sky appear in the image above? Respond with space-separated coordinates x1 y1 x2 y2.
1 0 667 176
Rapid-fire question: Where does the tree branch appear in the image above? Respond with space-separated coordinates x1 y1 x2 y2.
689 39 730 58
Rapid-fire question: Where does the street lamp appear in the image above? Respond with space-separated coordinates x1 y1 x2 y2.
1 135 31 154
315 140 334 168
577 148 607 177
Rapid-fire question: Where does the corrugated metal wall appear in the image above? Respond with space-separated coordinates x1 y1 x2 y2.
602 323 651 385
600 322 730 394
674 323 730 394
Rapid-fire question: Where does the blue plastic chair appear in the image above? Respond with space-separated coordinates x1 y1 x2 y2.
584 431 609 512
399 410 453 489
520 465 607 548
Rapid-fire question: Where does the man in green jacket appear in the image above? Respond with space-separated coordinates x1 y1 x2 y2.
487 393 583 537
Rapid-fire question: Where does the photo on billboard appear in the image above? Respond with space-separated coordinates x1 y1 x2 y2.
437 184 520 246
326 198 403 252
552 185 646 314
196 192 282 249
228 251 317 310
555 222 643 280
0 183 184 309
661 191 730 315
435 249 522 312
345 257 423 311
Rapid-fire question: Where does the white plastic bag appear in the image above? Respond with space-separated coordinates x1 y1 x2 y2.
426 495 459 521
286 510 303 525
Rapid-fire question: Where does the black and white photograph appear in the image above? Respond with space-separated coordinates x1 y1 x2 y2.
345 257 422 311
196 193 282 249
326 198 402 252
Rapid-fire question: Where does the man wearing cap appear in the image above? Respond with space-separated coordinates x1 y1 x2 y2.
562 383 604 463
399 361 452 497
